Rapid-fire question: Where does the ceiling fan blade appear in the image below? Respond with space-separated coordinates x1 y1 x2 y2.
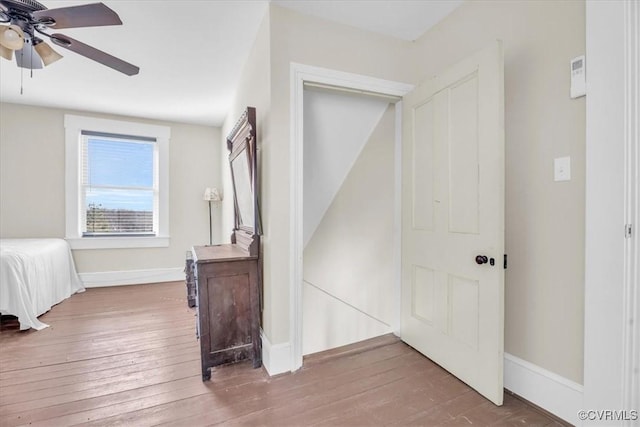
51 33 139 76
32 3 122 29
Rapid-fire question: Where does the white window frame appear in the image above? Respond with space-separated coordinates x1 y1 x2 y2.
65 115 170 249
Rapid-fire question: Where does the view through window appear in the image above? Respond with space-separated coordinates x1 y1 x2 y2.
81 131 157 236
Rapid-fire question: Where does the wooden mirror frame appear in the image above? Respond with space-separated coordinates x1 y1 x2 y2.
227 107 260 253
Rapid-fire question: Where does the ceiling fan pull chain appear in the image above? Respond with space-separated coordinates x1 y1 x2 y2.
20 62 23 95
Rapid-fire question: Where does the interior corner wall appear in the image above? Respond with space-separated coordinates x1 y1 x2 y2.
0 102 221 274
410 1 586 384
220 9 272 333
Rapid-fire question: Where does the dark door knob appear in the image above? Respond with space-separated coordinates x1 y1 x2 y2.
475 255 489 265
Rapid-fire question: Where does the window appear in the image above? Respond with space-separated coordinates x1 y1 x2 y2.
65 115 170 249
82 132 156 236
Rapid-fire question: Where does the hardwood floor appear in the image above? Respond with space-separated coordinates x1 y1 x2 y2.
0 282 568 426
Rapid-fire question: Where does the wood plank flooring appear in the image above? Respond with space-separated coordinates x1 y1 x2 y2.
0 282 568 426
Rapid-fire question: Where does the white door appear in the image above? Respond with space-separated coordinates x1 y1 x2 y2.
401 41 505 405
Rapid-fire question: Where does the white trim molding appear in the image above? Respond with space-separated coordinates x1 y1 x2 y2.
80 267 183 288
622 0 639 417
504 353 583 425
392 101 403 336
585 1 640 421
67 236 170 250
289 62 413 372
261 331 292 376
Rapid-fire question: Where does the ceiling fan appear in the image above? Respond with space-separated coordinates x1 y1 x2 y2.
0 0 139 75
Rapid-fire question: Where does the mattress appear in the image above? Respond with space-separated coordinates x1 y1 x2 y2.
0 238 85 330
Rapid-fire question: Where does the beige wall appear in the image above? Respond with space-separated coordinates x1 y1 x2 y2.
410 0 586 384
303 104 395 354
0 102 221 273
241 1 585 383
219 10 273 333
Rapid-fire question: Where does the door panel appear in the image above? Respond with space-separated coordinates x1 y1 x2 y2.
411 265 436 324
401 41 505 405
449 274 480 350
412 99 435 231
449 73 480 234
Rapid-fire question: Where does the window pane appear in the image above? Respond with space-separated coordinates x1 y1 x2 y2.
86 138 154 188
85 188 154 234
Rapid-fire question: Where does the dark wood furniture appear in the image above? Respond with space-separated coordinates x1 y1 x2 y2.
192 245 261 380
185 251 196 308
191 107 262 381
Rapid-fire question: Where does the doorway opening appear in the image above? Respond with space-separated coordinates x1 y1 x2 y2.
302 84 397 356
289 63 413 370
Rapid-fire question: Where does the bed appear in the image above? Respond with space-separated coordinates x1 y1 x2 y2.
0 239 85 330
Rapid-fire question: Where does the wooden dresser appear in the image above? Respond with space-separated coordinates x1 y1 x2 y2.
192 244 261 380
190 107 262 381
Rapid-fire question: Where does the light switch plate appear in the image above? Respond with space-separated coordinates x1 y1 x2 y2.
554 156 571 181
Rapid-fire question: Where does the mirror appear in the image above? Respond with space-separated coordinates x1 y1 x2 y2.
230 148 254 230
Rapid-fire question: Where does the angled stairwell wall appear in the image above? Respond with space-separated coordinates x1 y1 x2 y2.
303 88 391 247
303 100 395 355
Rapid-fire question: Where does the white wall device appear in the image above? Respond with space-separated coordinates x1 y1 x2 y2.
554 156 571 182
570 55 586 99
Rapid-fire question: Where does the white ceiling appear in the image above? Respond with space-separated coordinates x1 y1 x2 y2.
0 0 462 127
273 0 462 42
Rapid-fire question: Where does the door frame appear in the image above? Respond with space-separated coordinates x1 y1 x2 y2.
289 62 413 370
584 0 639 416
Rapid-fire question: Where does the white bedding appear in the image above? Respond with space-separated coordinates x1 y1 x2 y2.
0 239 84 330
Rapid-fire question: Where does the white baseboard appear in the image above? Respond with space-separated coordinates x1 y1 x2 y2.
80 267 184 288
504 352 583 425
261 331 292 376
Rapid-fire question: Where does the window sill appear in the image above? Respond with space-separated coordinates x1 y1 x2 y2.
66 236 170 250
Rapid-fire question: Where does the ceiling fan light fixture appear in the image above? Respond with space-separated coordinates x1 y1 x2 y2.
34 40 62 65
1 1 139 76
0 43 12 60
0 24 25 50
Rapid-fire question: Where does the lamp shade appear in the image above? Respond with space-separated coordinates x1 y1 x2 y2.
0 24 25 50
203 187 222 202
0 43 12 60
34 40 63 66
